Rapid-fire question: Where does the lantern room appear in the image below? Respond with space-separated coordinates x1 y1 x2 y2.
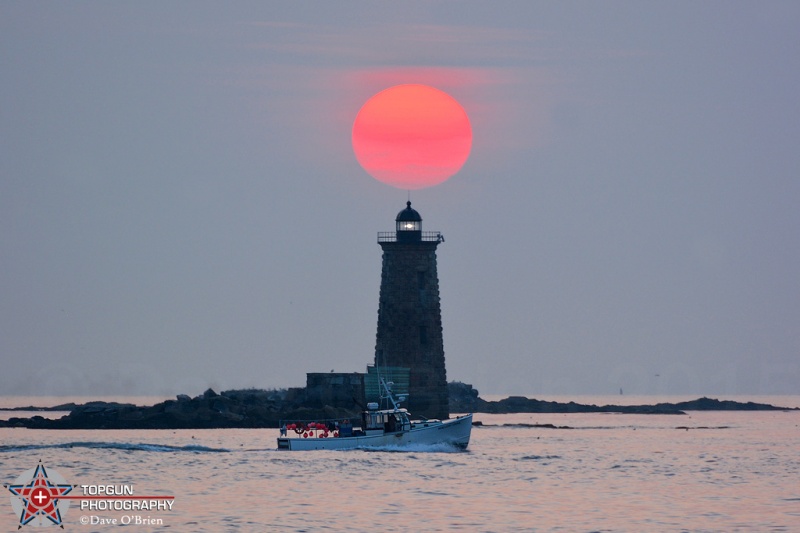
395 201 422 242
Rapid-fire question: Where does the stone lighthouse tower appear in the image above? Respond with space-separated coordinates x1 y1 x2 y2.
374 201 449 420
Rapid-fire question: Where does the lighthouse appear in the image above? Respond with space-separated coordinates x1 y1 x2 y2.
374 201 449 420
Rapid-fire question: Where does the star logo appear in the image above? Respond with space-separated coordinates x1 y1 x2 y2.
5 461 73 529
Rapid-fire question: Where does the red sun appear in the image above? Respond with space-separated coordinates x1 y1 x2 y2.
352 84 472 190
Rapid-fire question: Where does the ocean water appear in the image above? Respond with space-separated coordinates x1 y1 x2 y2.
1 396 799 532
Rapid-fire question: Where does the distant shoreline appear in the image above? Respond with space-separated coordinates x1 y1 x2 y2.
3 392 799 411
0 388 797 430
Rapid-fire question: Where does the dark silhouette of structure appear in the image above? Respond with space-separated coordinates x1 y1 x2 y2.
374 202 449 419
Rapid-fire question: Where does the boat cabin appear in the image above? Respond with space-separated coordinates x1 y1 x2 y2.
363 408 411 434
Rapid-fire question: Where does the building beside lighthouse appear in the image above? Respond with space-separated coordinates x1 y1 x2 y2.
373 201 449 420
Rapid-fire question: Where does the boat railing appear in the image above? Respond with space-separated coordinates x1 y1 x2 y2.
279 417 357 439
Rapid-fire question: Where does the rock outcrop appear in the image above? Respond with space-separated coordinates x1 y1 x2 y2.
0 388 360 430
1 383 794 430
447 382 795 416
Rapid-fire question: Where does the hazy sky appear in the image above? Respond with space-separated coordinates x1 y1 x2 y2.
2 2 799 397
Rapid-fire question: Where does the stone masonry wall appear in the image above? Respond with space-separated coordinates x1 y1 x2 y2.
374 241 449 419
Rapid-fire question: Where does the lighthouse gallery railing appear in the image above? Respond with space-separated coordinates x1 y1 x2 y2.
377 232 443 243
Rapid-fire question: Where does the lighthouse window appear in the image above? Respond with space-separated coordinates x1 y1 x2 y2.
397 220 420 231
417 271 426 289
419 325 428 345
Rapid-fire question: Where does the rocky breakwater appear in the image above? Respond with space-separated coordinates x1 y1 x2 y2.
0 388 361 430
447 382 797 415
2 383 795 430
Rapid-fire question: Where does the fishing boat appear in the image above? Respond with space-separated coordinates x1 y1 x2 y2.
276 378 472 451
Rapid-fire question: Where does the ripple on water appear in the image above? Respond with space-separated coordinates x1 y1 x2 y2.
1 408 798 531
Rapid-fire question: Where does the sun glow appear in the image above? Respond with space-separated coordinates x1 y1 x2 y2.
352 84 472 190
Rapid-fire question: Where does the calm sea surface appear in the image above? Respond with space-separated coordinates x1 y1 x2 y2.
1 396 798 532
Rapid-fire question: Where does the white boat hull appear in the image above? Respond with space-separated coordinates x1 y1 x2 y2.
277 414 473 451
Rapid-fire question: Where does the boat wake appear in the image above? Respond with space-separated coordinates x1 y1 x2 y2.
357 442 466 454
0 442 230 453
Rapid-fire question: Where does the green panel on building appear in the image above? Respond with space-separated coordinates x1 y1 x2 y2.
364 366 410 404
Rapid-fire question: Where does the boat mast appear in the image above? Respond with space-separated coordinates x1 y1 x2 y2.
379 376 401 411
